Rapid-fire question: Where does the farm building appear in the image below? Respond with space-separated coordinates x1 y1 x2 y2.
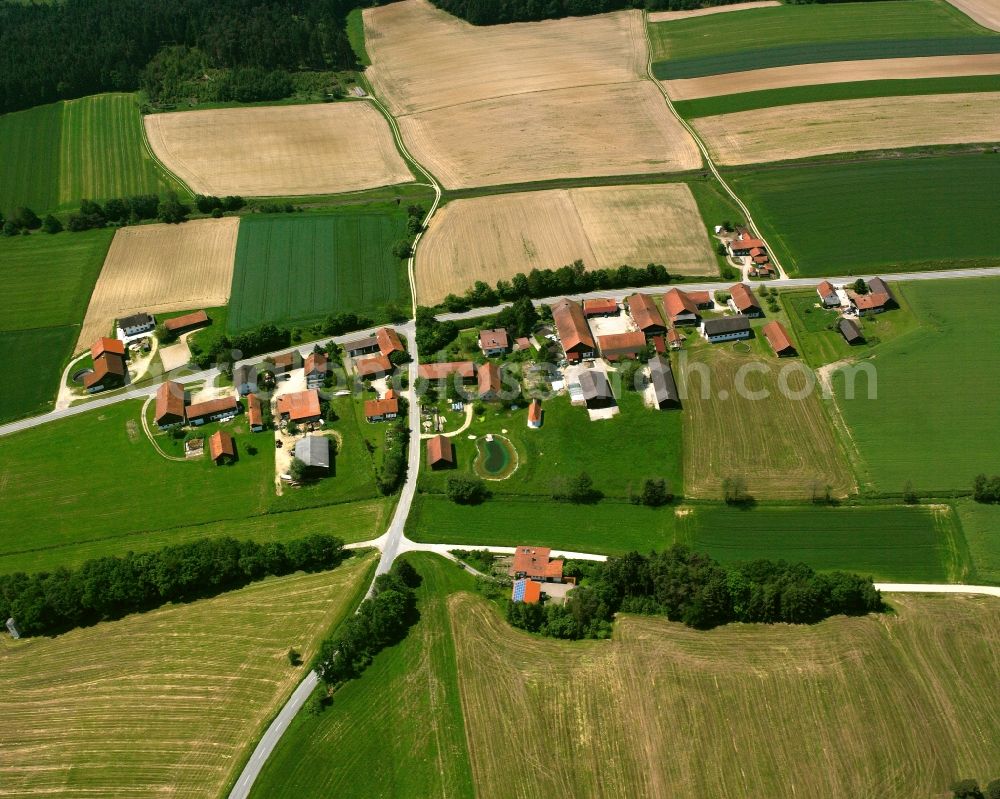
583 298 618 317
344 335 379 358
83 347 127 393
276 390 322 425
528 398 543 429
513 336 533 352
511 579 542 604
687 291 714 309
365 390 399 422
648 355 680 410
426 434 454 469
551 298 596 362
597 331 646 362
118 312 155 337
839 317 865 345
728 229 767 257
663 288 701 325
578 369 615 410
356 354 393 380
164 310 210 334
509 546 563 582
729 283 764 318
702 315 751 343
626 293 666 337
418 361 476 382
667 327 684 350
817 281 840 307
91 337 126 361
762 321 796 357
246 393 264 431
376 327 405 357
270 351 303 374
208 430 237 465
479 328 510 357
233 364 258 396
305 352 328 388
478 361 502 401
186 395 238 426
850 277 897 315
294 435 331 474
154 380 186 427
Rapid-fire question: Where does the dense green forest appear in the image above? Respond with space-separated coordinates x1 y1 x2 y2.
0 0 390 115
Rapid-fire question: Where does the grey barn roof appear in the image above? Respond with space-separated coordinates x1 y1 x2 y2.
234 364 257 384
295 435 330 469
578 369 613 402
344 335 378 352
867 277 895 301
838 317 864 342
119 312 154 328
703 315 751 335
648 355 679 406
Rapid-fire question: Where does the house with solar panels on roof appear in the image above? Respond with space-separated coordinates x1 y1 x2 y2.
509 546 567 605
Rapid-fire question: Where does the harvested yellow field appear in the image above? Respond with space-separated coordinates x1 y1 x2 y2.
648 0 780 22
449 591 1000 799
364 0 646 116
0 555 375 799
144 103 413 197
945 0 1000 31
77 217 238 349
665 53 1000 100
399 82 701 189
693 91 1000 165
416 184 715 303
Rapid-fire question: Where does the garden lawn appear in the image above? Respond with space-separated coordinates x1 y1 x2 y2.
249 552 476 799
832 279 1000 493
228 209 410 332
728 155 1000 276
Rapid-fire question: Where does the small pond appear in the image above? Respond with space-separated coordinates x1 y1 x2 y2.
474 435 518 480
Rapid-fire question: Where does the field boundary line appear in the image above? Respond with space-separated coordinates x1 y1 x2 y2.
642 11 788 279
134 98 195 199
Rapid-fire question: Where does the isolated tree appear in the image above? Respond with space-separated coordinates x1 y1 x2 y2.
447 475 488 505
722 476 749 505
42 214 63 234
618 359 643 392
852 277 869 294
289 457 307 483
391 238 412 259
639 478 672 507
903 480 918 504
287 648 301 666
2 221 19 237
12 206 40 230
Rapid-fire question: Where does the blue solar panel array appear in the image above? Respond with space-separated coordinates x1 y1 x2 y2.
512 579 527 602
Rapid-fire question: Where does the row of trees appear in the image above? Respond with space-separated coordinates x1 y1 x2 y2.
0 534 346 637
508 545 883 638
391 204 427 260
951 779 1000 799
189 323 291 370
972 473 1000 504
376 400 411 495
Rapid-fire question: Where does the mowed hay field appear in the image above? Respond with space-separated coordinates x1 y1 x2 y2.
681 345 856 500
364 0 699 189
0 555 376 799
77 217 238 349
143 102 413 197
833 279 1000 493
693 91 1000 165
648 0 780 22
228 211 408 331
449 591 1000 799
0 93 184 216
417 184 716 303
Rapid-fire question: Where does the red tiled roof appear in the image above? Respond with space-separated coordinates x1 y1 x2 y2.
729 283 761 313
551 298 595 354
513 336 532 351
164 310 209 332
246 393 263 427
357 354 393 378
478 361 502 396
305 351 328 375
852 291 891 310
155 380 185 423
209 430 236 461
762 321 794 354
376 327 404 356
186 394 238 421
817 281 836 297
652 335 666 353
752 254 770 265
687 291 712 307
365 396 399 418
509 546 563 581
426 434 454 466
597 331 646 359
663 288 699 321
90 337 126 360
626 293 665 331
528 399 542 425
582 298 618 316
517 580 542 604
84 352 126 388
418 361 475 380
479 328 509 351
667 327 683 343
276 390 321 422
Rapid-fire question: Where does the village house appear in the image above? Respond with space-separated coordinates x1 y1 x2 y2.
702 315 751 343
729 283 764 318
663 288 701 326
527 398 543 429
509 546 564 582
839 317 865 345
578 369 615 410
364 389 399 422
84 337 128 393
304 352 328 388
246 393 264 431
687 291 714 309
513 336 533 353
276 389 322 425
186 395 239 426
154 380 186 428
233 364 258 396
478 328 510 357
356 354 393 380
118 312 155 337
817 281 840 307
511 578 543 604
648 355 680 410
376 327 405 358
208 430 237 465
418 361 476 383
271 351 303 375
344 334 379 359
551 298 596 362
477 361 502 401
294 435 331 475
597 331 646 362
164 310 210 335
582 297 618 317
762 320 796 357
626 293 666 337
728 228 767 257
849 277 897 315
426 434 454 469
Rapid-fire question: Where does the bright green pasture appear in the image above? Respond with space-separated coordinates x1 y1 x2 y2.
0 101 62 216
956 501 1000 585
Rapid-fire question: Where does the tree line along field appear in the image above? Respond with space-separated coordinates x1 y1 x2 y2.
0 553 377 799
448 590 1000 799
0 92 186 216
0 229 114 423
649 0 1000 79
727 154 1000 276
228 210 411 332
250 553 476 799
0 400 390 575
832 278 1000 495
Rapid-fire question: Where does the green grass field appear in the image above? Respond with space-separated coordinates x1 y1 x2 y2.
0 93 186 216
674 74 1000 118
956 501 1000 585
0 228 114 423
250 552 476 799
228 209 410 331
728 154 1000 276
833 279 1000 494
0 553 377 799
649 0 1000 78
0 398 391 574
